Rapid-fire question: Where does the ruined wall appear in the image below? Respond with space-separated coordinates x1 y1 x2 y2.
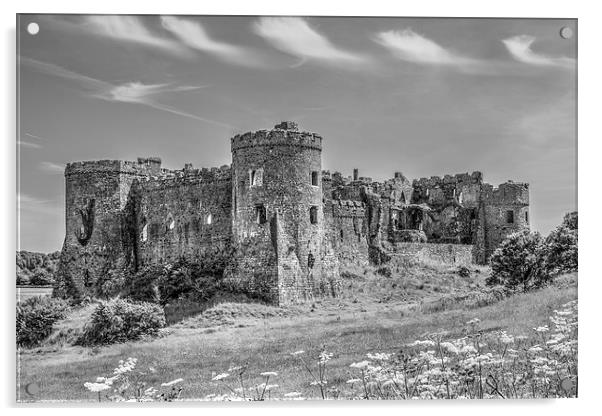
391 242 473 266
136 165 233 273
411 172 483 244
328 200 369 267
55 160 155 299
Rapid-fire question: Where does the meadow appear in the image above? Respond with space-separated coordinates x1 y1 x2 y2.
16 262 577 402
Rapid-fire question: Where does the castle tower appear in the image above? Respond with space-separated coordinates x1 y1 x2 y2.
476 181 530 262
229 122 328 304
55 159 158 299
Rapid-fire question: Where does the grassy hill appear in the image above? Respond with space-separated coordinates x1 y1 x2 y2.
16 260 577 402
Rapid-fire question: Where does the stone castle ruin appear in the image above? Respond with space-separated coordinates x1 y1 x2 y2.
56 122 530 305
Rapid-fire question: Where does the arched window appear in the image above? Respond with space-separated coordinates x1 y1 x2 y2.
309 206 318 224
458 191 464 204
311 171 319 186
205 213 213 225
141 224 148 242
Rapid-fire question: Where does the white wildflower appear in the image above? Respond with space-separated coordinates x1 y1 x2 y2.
161 378 184 387
212 372 230 381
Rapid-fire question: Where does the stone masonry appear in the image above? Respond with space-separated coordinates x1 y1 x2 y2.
56 122 530 304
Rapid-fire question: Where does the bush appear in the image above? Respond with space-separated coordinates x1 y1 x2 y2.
30 269 55 286
544 212 578 274
124 259 224 306
487 230 549 292
17 296 69 348
77 299 165 346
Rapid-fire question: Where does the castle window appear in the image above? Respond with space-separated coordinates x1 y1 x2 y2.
250 168 263 187
308 253 315 269
205 213 213 225
340 229 344 240
309 206 318 224
506 210 514 224
525 211 529 223
400 192 406 204
141 224 148 242
255 204 267 224
458 191 464 204
167 214 175 230
311 171 319 186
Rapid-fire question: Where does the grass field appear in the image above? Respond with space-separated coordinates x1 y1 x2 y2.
16 264 577 402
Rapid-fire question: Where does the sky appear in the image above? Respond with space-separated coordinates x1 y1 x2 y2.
16 15 577 253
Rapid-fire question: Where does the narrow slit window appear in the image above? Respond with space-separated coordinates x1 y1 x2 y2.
250 170 256 186
205 213 212 225
309 206 318 224
167 214 175 230
525 211 529 223
506 210 514 224
311 171 319 186
141 224 148 242
255 204 267 224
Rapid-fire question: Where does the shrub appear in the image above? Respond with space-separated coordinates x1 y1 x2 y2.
544 211 578 274
487 230 549 292
77 299 165 346
30 269 55 286
17 296 69 348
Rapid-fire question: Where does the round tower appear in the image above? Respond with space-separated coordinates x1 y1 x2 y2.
230 122 325 304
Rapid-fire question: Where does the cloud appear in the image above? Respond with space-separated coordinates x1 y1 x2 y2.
83 15 190 57
20 57 234 129
374 29 482 69
17 140 42 149
253 17 368 68
502 35 575 69
40 162 65 174
160 16 263 67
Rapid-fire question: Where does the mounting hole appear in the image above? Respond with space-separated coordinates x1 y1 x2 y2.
560 26 573 39
27 22 39 35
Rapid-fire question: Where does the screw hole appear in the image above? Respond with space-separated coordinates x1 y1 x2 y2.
27 22 40 35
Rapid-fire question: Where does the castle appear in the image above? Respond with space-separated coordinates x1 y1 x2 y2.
55 122 530 305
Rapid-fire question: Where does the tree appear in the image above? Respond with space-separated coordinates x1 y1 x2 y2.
488 230 549 292
30 269 55 286
544 212 578 274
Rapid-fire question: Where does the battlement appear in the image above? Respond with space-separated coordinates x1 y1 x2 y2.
140 165 232 189
486 181 530 205
413 171 483 188
64 159 160 177
231 122 322 151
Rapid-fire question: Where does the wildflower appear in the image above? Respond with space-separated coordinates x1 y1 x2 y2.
212 373 230 381
499 332 514 344
407 340 436 348
534 325 549 333
84 382 111 392
260 371 278 377
319 351 333 363
161 378 184 387
346 378 361 384
284 392 302 397
440 342 459 354
466 318 480 326
528 345 544 353
350 360 370 369
366 352 392 361
291 350 305 356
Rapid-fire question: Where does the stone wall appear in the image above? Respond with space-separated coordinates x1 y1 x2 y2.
136 166 233 273
392 242 473 265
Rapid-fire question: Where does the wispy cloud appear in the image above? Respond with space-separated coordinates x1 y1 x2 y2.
83 15 191 57
20 56 234 129
160 16 263 67
374 29 483 70
502 35 575 69
40 162 65 174
18 132 45 149
253 17 369 68
17 140 42 149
